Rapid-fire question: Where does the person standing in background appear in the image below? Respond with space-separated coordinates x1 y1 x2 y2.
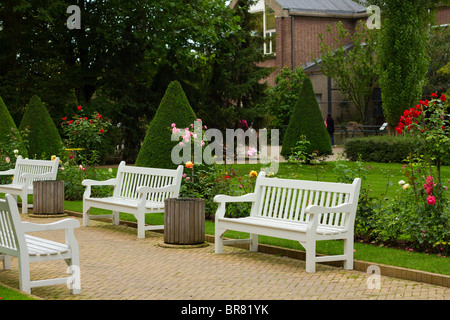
326 113 335 147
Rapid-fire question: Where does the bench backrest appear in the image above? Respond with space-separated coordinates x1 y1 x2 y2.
12 156 60 185
114 162 183 203
251 173 361 230
0 194 26 257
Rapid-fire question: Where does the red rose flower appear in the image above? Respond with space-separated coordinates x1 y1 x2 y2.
62 117 66 121
77 105 82 110
441 94 446 102
431 92 438 98
100 129 105 134
396 127 403 135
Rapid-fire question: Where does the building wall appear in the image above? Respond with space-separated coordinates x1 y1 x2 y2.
436 6 450 25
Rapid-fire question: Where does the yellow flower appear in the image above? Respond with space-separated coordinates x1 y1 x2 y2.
402 183 410 190
51 155 56 161
185 161 194 169
250 170 258 178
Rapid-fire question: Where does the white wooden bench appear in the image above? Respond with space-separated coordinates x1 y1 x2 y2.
0 156 60 214
0 194 81 294
214 172 361 273
82 161 184 238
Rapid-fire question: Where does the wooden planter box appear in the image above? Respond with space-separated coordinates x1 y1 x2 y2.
33 180 65 215
164 198 205 245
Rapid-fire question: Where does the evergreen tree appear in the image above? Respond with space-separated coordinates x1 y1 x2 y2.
0 95 18 145
281 78 332 158
18 95 63 159
199 0 273 129
135 81 197 169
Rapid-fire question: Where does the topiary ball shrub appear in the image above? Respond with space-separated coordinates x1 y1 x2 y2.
135 81 197 169
281 77 332 158
19 95 63 159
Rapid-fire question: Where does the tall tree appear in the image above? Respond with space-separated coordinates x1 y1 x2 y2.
423 25 450 97
199 0 273 130
317 21 379 124
356 0 445 128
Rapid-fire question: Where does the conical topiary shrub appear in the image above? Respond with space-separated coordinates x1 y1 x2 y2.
135 81 197 169
19 95 63 159
0 95 19 144
281 77 332 158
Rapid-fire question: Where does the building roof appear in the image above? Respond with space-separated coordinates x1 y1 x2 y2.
276 0 367 15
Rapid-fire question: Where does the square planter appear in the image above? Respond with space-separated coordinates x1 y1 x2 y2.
32 180 65 215
164 198 205 245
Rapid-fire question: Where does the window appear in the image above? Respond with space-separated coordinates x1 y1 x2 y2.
249 1 277 55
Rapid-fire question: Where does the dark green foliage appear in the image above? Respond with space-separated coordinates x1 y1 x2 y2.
135 81 197 169
344 135 423 163
18 95 63 159
0 95 18 145
281 78 332 158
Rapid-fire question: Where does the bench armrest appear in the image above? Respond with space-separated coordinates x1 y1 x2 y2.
82 178 118 199
214 193 256 220
82 178 118 187
21 172 55 180
0 169 15 176
304 203 355 233
136 185 179 207
21 218 80 233
214 193 256 204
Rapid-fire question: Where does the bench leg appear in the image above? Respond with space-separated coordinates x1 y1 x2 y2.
215 228 224 254
21 192 28 214
65 258 81 295
82 205 90 227
137 214 145 239
343 237 354 270
112 211 119 226
18 258 31 294
2 255 11 270
249 233 258 252
305 241 316 273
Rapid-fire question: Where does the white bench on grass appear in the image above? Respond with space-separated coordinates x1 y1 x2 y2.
214 172 361 273
0 156 60 214
0 194 81 294
82 161 183 238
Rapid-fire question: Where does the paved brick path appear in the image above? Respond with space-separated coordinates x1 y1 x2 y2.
0 215 448 301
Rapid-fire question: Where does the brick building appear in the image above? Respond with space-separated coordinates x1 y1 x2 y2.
230 0 450 126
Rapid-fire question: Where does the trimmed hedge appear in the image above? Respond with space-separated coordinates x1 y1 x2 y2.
19 95 63 159
344 135 423 163
135 81 197 169
281 77 332 157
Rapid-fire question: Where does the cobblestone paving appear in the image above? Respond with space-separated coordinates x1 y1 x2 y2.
0 216 448 301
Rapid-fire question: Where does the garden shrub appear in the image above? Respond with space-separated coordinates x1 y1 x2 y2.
344 135 423 163
0 95 19 146
281 77 332 158
180 162 258 219
18 95 63 159
57 161 115 201
135 81 197 169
